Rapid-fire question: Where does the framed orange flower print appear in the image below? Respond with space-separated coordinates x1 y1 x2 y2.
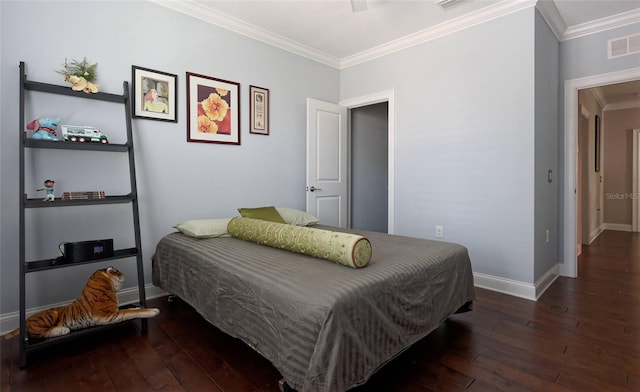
186 72 240 145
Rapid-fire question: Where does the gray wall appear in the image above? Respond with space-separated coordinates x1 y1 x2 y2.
351 102 388 232
0 0 338 314
341 8 537 283
534 10 560 281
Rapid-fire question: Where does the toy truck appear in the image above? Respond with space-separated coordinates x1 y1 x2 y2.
61 125 109 144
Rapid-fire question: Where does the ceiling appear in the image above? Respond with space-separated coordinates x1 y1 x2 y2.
153 0 640 103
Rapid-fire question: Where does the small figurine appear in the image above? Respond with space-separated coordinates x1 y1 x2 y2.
37 179 55 201
27 117 61 141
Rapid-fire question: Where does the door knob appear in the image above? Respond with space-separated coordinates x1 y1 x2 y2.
308 186 322 192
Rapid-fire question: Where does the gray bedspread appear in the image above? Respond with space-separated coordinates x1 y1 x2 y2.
152 225 475 392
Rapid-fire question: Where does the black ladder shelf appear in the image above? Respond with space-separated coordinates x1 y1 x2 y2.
18 61 147 368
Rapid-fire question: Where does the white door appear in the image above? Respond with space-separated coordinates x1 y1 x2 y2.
306 98 348 228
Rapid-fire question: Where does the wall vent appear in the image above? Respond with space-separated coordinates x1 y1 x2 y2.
608 33 640 59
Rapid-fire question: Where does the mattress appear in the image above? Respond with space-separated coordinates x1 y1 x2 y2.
152 225 475 392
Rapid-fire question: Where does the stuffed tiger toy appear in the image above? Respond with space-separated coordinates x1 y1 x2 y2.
2 266 159 339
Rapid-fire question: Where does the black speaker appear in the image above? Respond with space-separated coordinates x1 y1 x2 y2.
64 239 114 263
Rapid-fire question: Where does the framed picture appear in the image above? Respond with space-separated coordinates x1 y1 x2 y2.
131 66 177 122
595 114 601 172
249 85 269 135
187 72 240 145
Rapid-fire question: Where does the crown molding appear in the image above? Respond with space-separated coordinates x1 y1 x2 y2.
535 0 565 41
340 0 538 69
150 0 537 70
149 0 341 69
562 8 640 41
150 0 639 70
591 87 607 108
605 100 640 112
590 87 640 112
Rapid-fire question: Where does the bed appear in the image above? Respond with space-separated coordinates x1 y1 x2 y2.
152 223 475 392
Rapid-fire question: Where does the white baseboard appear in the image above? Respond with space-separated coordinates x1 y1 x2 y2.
603 223 633 232
473 264 559 301
533 264 560 300
0 284 167 335
588 224 605 244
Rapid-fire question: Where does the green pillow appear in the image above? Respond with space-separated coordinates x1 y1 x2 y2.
237 206 286 223
276 207 319 226
174 218 232 238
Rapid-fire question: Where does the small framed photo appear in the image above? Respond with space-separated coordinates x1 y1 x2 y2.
249 85 269 135
187 72 240 145
131 66 177 122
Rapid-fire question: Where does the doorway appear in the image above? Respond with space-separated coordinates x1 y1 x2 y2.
306 91 395 232
563 67 640 278
350 102 389 232
340 90 396 234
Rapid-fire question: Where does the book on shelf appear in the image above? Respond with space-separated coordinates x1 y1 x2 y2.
62 191 106 200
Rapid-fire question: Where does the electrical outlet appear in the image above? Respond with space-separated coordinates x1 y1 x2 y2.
435 226 444 238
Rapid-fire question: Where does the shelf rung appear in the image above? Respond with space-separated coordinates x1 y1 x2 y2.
25 317 138 350
24 137 130 152
24 195 135 208
25 248 139 273
23 80 125 103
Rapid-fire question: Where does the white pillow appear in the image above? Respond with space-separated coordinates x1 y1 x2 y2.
173 218 232 238
275 207 319 226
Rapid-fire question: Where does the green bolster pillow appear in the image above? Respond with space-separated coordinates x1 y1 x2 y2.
227 217 372 268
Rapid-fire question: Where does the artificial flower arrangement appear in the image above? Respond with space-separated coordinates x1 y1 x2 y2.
57 57 100 93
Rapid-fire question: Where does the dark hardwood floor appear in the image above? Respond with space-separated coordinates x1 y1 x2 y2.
2 230 638 391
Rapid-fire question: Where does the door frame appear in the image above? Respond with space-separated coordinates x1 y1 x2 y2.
577 104 590 256
340 89 396 234
633 129 640 232
562 67 640 278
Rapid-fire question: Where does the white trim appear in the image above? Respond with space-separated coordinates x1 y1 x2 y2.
534 264 560 300
590 87 607 109
589 224 605 243
473 272 536 300
340 0 537 69
535 0 565 41
562 67 640 278
473 264 559 301
150 0 537 70
340 90 396 234
605 100 640 111
0 284 167 335
634 129 640 232
604 223 633 232
151 0 640 69
149 0 340 68
563 9 640 42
